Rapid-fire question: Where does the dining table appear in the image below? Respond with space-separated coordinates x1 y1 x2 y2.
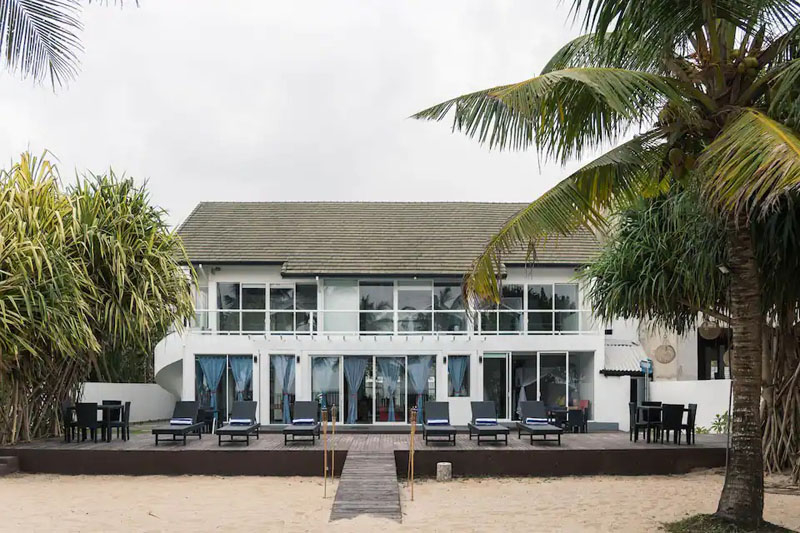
69 403 125 442
636 405 688 443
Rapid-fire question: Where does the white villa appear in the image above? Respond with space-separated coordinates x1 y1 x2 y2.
154 202 731 429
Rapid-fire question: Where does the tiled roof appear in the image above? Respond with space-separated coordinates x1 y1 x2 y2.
177 202 601 276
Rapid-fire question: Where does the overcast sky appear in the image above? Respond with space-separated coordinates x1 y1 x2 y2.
0 0 591 226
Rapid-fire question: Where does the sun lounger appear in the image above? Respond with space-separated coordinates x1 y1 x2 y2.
216 401 260 446
516 401 563 445
467 401 509 445
422 401 457 445
151 401 204 445
282 401 321 444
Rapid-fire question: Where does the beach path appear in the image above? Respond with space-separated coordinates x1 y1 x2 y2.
330 451 402 522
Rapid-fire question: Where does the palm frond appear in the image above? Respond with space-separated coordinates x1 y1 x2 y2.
700 108 800 216
768 58 800 127
541 34 670 74
414 67 692 163
463 130 669 304
0 0 83 87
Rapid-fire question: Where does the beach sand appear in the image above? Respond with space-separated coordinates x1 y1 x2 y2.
1 470 797 532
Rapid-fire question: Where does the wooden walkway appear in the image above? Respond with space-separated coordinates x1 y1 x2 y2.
330 451 402 522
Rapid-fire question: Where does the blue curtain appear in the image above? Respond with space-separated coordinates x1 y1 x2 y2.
343 357 369 424
449 356 468 397
197 356 226 410
230 356 253 401
377 358 401 422
283 356 296 423
407 355 434 423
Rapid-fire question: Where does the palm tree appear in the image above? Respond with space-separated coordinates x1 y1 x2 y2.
414 1 800 526
0 1 130 88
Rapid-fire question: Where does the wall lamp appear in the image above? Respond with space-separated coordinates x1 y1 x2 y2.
296 355 301 364
442 356 447 364
253 355 258 364
479 356 483 364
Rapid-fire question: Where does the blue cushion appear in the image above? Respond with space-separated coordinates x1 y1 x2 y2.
427 419 449 426
292 418 315 425
475 417 497 425
170 418 193 425
229 418 253 425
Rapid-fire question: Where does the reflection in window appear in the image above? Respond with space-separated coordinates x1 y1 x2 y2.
434 283 467 333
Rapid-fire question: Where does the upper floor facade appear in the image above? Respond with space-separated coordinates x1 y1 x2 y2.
190 264 598 337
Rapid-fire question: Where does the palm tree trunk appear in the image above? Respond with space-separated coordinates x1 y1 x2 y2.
716 218 764 526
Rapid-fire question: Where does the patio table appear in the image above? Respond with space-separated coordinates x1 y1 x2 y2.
68 404 125 443
636 405 688 443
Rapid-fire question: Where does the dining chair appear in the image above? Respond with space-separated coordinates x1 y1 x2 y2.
660 404 685 444
628 402 648 442
76 402 100 442
110 401 131 441
102 400 122 441
61 400 77 443
682 403 698 444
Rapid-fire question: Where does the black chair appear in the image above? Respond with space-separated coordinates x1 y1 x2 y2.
61 400 78 443
422 401 457 446
76 402 100 442
101 400 122 441
641 401 662 442
217 401 260 446
110 401 131 441
549 408 568 429
661 404 685 444
199 407 216 434
628 402 649 442
567 409 586 433
517 401 563 445
682 403 697 445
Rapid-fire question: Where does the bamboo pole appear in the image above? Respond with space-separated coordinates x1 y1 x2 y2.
409 407 417 501
331 404 337 481
322 407 328 498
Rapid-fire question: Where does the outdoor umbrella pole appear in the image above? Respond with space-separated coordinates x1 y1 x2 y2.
409 407 417 501
322 408 328 498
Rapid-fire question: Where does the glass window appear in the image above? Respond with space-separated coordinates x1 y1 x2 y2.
323 280 358 332
568 352 594 419
359 282 393 310
480 311 498 333
527 284 553 310
312 357 341 423
270 286 294 310
555 283 578 310
242 284 266 309
434 283 463 310
398 312 431 332
528 311 553 333
217 282 240 310
398 289 432 310
500 284 524 310
555 311 580 332
540 352 567 407
434 312 467 333
296 283 318 310
270 312 294 332
499 311 523 332
447 355 470 397
360 311 394 333
376 357 405 422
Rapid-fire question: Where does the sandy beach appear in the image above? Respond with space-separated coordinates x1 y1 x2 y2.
1 470 797 532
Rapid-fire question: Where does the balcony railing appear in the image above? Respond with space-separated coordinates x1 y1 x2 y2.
189 309 598 336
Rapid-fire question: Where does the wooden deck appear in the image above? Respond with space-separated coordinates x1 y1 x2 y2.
1 428 728 477
330 451 401 522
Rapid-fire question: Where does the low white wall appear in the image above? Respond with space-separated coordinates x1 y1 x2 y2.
80 382 177 422
595 374 631 431
650 379 731 429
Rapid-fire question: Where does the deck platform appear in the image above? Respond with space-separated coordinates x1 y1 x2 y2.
0 430 727 478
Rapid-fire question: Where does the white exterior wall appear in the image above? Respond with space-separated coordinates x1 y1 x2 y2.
80 383 177 422
650 379 731 428
156 264 611 426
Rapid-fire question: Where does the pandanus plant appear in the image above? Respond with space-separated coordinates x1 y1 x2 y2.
414 1 800 526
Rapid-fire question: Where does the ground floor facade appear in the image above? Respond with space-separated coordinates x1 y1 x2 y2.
155 332 633 428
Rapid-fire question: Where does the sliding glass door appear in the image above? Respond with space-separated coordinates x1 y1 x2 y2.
308 354 434 424
195 354 255 421
269 355 296 424
539 352 567 408
482 353 509 420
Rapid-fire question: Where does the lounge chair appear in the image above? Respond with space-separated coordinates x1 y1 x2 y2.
516 401 563 445
467 401 509 445
151 401 204 445
282 401 321 444
422 401 456 446
216 401 260 446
